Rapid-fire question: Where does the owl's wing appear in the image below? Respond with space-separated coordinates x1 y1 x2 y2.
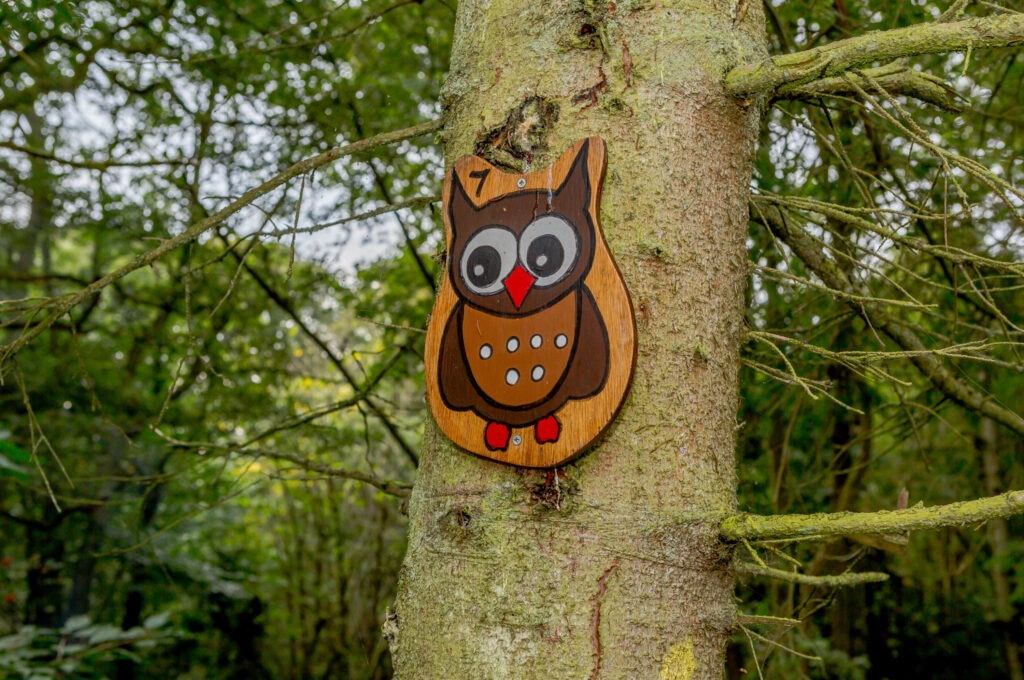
563 286 609 399
437 303 482 411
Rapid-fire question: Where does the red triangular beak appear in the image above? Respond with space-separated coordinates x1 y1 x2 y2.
503 265 536 309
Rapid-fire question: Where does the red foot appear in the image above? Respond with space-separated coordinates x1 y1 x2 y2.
485 422 511 451
535 415 560 444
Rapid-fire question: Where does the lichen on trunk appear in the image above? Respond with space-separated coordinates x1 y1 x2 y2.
392 1 767 677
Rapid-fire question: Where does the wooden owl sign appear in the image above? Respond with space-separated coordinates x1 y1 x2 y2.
425 137 636 468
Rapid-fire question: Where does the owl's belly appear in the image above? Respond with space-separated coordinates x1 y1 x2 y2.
462 293 577 409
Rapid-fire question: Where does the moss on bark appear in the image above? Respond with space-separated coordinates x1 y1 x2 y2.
392 2 766 677
726 13 1024 97
722 489 1024 542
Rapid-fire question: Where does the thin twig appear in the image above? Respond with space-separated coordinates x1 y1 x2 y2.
0 118 443 367
736 562 890 586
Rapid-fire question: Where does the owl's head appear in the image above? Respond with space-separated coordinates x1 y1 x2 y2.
446 140 597 315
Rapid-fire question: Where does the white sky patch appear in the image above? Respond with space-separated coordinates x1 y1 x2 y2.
2 69 439 283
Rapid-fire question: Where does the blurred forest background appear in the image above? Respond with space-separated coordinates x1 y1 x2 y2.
1 0 1023 678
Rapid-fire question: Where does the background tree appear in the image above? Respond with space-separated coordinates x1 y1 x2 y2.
2 1 1024 679
0 1 447 677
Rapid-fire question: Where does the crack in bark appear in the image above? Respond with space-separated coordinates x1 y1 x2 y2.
588 560 618 680
473 95 559 170
573 57 609 110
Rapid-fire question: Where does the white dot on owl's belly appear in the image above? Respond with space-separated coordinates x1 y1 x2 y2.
506 337 519 352
479 344 492 359
531 365 545 381
505 368 519 386
555 334 568 348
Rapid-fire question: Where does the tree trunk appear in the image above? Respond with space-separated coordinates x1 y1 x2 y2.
392 1 766 678
24 519 65 628
980 417 1024 680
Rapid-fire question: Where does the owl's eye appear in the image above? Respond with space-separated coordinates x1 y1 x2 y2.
460 226 517 295
519 215 579 288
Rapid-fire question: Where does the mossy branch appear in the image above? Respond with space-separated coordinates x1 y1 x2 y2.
726 13 1024 97
737 614 801 627
737 562 889 587
0 118 443 368
775 63 962 110
722 489 1024 542
752 199 1024 439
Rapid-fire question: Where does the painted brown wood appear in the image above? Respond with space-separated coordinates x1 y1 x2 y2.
425 137 636 467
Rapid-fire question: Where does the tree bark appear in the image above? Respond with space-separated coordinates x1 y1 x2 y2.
391 1 766 678
980 417 1024 680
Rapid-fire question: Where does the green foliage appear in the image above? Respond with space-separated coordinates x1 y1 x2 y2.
736 0 1024 677
1 0 1023 677
0 614 171 679
0 0 449 677
0 439 30 482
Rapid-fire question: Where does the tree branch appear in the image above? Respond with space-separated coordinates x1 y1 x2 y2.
229 247 420 466
0 271 91 287
775 63 962 110
721 489 1024 542
752 198 1024 439
152 374 413 497
264 195 440 237
0 140 188 169
736 562 889 587
0 118 443 367
348 100 437 290
727 13 1024 97
253 448 412 498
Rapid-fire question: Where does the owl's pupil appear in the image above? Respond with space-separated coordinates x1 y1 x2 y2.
527 235 564 277
467 245 501 287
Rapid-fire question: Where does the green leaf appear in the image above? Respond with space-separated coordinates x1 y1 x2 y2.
0 440 30 464
143 611 171 630
0 450 28 482
60 616 91 634
83 625 128 645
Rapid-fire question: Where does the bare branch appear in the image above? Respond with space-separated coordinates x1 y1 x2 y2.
775 63 962 110
0 118 443 367
755 194 1024 274
736 562 890 587
253 448 412 498
264 195 440 238
182 0 424 64
0 140 188 169
753 199 1024 438
727 13 1024 97
229 247 420 466
737 614 801 627
721 489 1024 542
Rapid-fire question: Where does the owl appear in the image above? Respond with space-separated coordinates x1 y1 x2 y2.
425 137 636 468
